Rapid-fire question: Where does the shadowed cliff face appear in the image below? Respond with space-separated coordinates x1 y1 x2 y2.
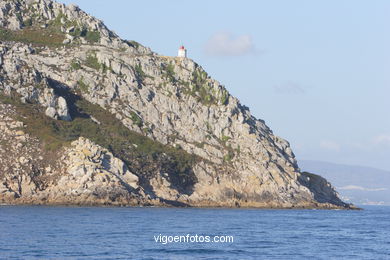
0 0 353 209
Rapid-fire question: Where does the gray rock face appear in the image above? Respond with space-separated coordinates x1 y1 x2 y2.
0 43 71 120
0 106 145 205
40 88 71 121
65 137 139 189
0 0 353 208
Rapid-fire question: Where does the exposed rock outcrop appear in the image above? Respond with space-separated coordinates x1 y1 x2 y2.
0 0 355 209
0 104 148 205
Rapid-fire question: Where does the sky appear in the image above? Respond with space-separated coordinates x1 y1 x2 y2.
60 0 390 171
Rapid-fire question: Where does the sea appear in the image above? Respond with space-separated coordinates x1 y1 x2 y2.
0 205 389 259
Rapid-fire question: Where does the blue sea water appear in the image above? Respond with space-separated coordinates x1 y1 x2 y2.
0 206 389 259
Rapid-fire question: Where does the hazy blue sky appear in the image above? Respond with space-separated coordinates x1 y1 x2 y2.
60 0 390 171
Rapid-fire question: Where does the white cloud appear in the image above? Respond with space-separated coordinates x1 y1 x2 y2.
204 32 255 56
338 185 388 192
319 140 341 151
373 134 390 146
273 81 306 94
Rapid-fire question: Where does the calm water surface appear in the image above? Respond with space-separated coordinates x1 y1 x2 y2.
0 205 389 259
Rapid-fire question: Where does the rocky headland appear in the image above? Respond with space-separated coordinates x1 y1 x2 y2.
0 0 355 209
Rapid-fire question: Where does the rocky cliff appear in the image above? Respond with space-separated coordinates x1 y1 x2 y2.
0 0 354 208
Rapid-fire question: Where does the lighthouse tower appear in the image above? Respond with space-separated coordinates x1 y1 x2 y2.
178 45 187 58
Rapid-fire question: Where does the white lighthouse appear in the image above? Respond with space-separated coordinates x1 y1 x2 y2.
178 45 187 58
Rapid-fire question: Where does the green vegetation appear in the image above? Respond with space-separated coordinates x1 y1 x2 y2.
0 11 74 46
194 142 205 149
0 27 65 47
34 82 46 89
68 28 83 39
124 40 140 49
0 90 199 191
221 135 231 143
134 64 147 82
51 11 69 27
84 30 100 43
142 126 151 134
219 89 229 105
236 145 241 154
51 11 100 43
83 52 112 73
134 64 153 82
130 111 143 127
162 63 176 84
301 171 321 180
23 18 33 27
101 63 112 74
85 52 101 70
15 12 23 23
70 27 100 43
223 151 234 162
0 11 100 47
0 92 69 151
77 78 89 93
218 136 236 163
179 68 229 106
70 59 82 70
184 69 214 105
192 69 208 87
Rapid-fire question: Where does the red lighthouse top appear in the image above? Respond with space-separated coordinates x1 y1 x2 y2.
179 45 185 50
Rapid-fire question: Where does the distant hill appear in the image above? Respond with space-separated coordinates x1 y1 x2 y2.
299 160 390 205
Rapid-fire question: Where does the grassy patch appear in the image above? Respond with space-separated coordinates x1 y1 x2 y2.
221 135 231 143
0 92 71 151
70 59 82 70
69 27 83 37
130 111 143 127
84 52 112 73
77 78 89 93
70 27 101 43
85 52 101 70
194 142 205 149
84 30 100 43
0 10 100 47
0 27 65 47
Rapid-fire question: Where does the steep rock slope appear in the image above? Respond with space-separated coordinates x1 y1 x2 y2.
0 0 353 208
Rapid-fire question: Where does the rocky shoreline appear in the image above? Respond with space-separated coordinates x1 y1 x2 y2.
0 201 360 210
